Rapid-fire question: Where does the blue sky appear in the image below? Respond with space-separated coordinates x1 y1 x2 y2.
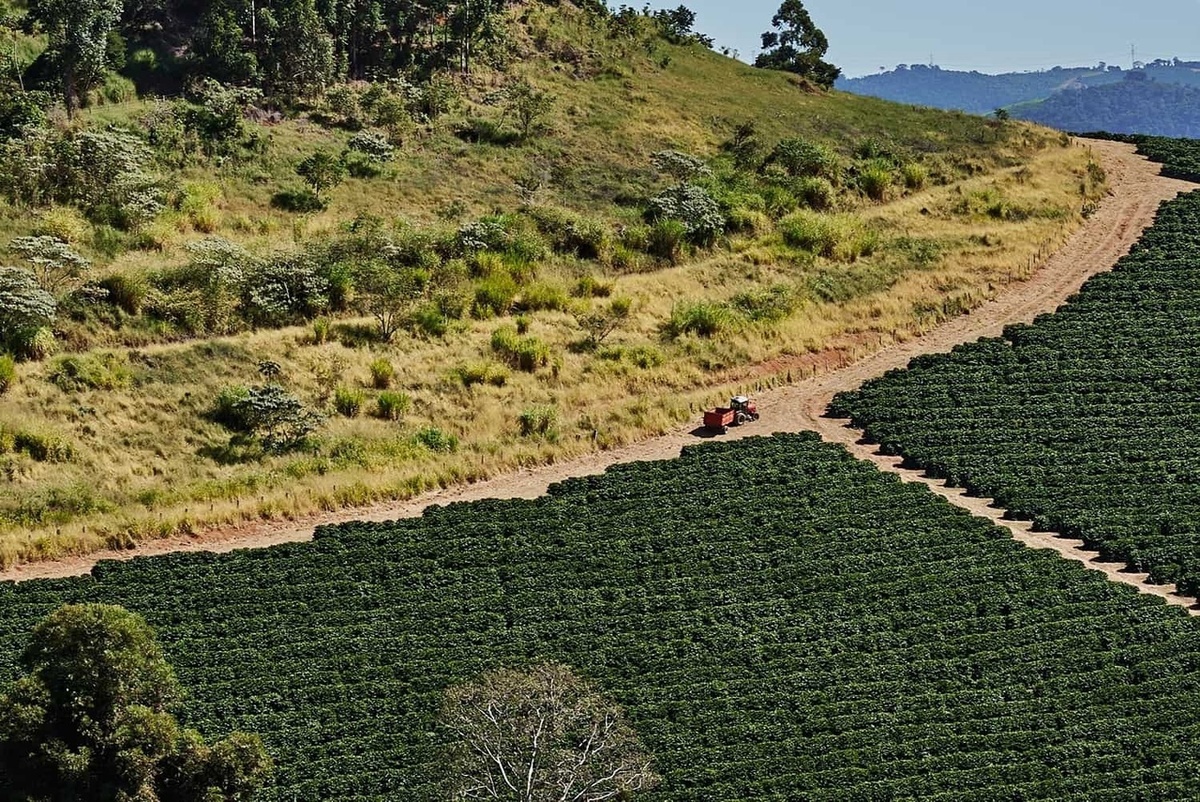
643 0 1200 78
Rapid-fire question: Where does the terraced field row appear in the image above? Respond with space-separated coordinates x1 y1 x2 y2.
1 435 1200 799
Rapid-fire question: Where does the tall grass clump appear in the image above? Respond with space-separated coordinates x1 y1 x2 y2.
663 301 738 339
369 357 395 389
779 210 877 262
857 160 896 202
0 356 14 395
517 405 558 438
334 386 365 418
375 391 411 421
491 326 552 372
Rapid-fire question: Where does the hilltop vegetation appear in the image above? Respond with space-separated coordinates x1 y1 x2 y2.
841 60 1200 138
2 435 1200 798
1015 79 1200 138
0 0 1101 564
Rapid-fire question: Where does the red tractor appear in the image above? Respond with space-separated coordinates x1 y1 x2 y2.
703 396 760 434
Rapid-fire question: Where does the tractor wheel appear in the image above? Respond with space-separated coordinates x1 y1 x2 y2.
736 412 748 426
752 413 760 421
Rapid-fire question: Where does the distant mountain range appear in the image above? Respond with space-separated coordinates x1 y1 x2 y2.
838 62 1200 137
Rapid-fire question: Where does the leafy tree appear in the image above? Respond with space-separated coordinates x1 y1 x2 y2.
242 255 331 327
441 662 659 801
646 184 725 246
223 384 324 452
0 267 57 352
192 2 261 86
652 5 713 47
351 258 429 342
261 0 335 102
503 78 555 141
755 0 840 89
0 604 272 802
296 151 347 203
9 236 90 296
27 0 124 114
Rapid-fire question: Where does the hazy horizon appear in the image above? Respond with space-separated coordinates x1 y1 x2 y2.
641 0 1200 79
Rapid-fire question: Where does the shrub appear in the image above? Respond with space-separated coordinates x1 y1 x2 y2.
99 273 148 315
491 326 551 372
472 273 519 319
647 219 687 263
34 207 90 244
857 160 895 202
598 344 666 369
415 427 459 453
179 182 222 232
902 163 928 191
663 302 737 339
375 390 411 421
13 429 74 463
854 137 893 161
762 185 799 218
526 207 610 260
518 405 558 438
412 304 450 338
211 385 251 429
369 357 395 389
47 353 133 392
730 284 803 323
345 153 384 179
794 177 837 211
573 275 613 299
334 386 365 418
0 355 14 395
645 184 725 245
766 138 842 182
517 281 570 312
21 328 57 362
312 317 332 344
347 131 395 163
271 189 325 213
780 211 878 262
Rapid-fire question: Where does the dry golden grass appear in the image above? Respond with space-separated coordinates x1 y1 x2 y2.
0 140 1101 566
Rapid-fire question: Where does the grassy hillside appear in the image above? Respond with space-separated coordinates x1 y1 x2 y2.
2 434 1200 799
0 2 1104 564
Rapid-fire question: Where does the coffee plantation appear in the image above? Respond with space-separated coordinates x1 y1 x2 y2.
1 435 1200 799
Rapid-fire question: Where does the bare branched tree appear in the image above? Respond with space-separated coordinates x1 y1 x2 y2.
441 662 659 802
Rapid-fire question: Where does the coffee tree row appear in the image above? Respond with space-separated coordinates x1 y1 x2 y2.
830 186 1200 596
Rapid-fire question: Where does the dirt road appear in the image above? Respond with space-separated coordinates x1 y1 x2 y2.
7 141 1196 610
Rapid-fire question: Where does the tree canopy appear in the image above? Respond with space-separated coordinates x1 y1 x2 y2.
26 0 124 113
0 603 272 802
755 0 840 89
441 662 658 801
